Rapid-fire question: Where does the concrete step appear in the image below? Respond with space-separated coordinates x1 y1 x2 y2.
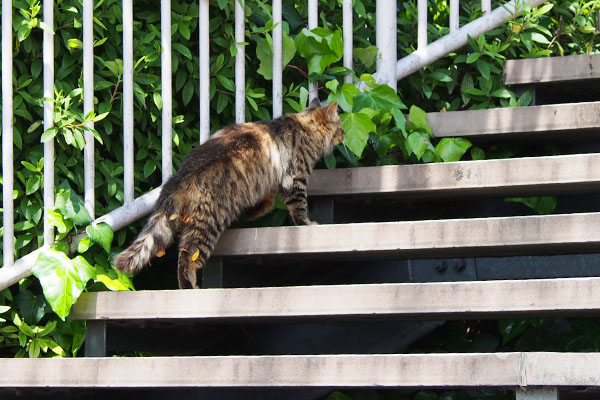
427 101 600 138
504 54 600 85
213 212 600 258
1 352 598 388
71 277 600 321
309 153 600 197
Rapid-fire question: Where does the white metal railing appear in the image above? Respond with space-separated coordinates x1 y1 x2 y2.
0 0 547 290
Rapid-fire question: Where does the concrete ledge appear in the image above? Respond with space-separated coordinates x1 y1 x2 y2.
309 153 600 197
71 277 600 320
427 101 600 138
1 352 599 388
213 212 600 257
504 54 600 85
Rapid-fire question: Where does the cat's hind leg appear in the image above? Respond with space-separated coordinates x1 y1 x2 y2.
245 192 275 220
176 215 223 289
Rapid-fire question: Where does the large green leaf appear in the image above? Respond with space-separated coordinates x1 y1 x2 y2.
407 132 430 160
256 33 296 80
32 249 95 320
434 137 473 162
340 112 376 158
407 105 432 136
86 222 114 253
295 27 343 76
353 85 406 112
337 83 360 113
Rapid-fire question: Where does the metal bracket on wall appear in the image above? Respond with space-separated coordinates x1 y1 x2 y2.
85 320 107 357
202 256 224 288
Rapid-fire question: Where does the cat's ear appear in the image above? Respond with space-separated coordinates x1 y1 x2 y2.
326 101 339 117
310 98 321 107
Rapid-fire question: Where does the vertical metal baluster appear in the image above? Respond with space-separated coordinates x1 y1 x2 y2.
43 0 56 242
376 0 397 91
235 0 245 124
450 0 459 32
161 0 173 181
343 0 353 84
2 0 15 266
199 0 210 143
482 0 492 14
83 0 95 218
272 0 282 117
418 0 428 49
123 0 134 204
308 0 318 102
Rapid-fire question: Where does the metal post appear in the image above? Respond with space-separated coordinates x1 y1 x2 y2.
312 198 335 224
450 0 459 32
161 0 173 181
123 0 134 204
2 0 15 266
376 0 397 91
85 321 107 357
235 0 245 124
516 387 559 400
308 0 318 102
83 0 95 218
202 257 223 288
43 0 56 243
272 0 282 117
343 0 353 84
199 0 210 142
418 0 427 49
482 0 492 14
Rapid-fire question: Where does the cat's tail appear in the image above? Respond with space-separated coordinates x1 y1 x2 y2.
114 209 175 274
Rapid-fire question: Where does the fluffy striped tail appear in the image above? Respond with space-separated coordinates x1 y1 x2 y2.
114 210 175 274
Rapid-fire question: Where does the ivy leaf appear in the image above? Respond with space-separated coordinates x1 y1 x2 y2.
354 45 378 67
407 105 432 136
337 83 360 113
324 152 336 169
340 112 376 158
95 264 135 291
295 27 343 76
86 222 114 253
498 319 538 344
32 249 95 320
14 290 48 325
505 196 557 215
435 137 473 162
256 33 296 80
407 132 430 160
353 84 406 112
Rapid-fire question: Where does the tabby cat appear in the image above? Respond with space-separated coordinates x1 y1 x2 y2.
114 99 344 289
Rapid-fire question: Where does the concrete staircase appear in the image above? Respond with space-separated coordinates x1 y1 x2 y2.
2 53 600 400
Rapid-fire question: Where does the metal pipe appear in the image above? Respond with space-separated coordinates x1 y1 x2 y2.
450 0 459 32
83 0 95 218
2 0 14 266
43 0 56 243
199 0 210 142
418 0 428 49
272 0 282 117
393 0 548 81
377 0 397 91
123 0 134 204
161 0 173 181
308 0 318 102
343 0 353 84
235 0 245 123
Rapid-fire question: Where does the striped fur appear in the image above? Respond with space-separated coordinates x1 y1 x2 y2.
114 100 344 288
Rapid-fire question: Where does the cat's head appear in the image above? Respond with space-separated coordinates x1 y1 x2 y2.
305 98 345 149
